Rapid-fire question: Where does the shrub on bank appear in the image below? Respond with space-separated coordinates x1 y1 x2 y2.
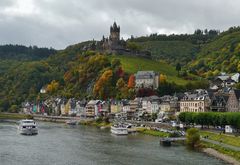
78 119 111 128
186 128 201 149
139 129 170 137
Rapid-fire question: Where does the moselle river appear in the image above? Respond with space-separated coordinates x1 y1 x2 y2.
0 121 228 165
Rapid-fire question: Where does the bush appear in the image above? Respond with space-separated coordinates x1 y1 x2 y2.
9 105 18 113
26 114 33 119
95 117 103 123
186 128 201 149
103 117 110 123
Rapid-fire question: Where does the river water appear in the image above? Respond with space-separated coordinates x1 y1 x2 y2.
0 121 228 165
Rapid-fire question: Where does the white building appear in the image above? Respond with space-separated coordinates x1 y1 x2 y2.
76 101 86 117
85 100 101 117
141 96 160 114
40 87 47 94
122 102 130 113
149 100 159 114
60 102 67 115
135 71 159 89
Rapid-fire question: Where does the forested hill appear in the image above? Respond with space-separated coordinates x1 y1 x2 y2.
128 29 220 65
0 41 202 112
0 45 57 60
188 27 240 78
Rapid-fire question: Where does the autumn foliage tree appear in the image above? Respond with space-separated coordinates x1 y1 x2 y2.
116 78 129 99
159 74 167 84
116 78 125 89
128 74 135 88
93 69 113 99
46 80 59 94
116 67 124 77
63 70 74 83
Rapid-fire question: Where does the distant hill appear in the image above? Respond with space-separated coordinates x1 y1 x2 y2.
129 30 219 65
188 27 240 77
136 41 198 65
0 45 56 60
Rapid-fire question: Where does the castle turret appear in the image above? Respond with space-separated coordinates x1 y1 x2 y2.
110 22 120 41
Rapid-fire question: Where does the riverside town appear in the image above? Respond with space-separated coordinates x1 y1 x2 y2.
1 1 240 165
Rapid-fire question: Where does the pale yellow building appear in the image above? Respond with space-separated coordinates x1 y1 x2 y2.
180 95 210 113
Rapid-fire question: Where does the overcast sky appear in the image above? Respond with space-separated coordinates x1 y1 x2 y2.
0 0 239 49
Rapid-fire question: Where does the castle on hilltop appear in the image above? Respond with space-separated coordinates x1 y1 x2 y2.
100 22 126 54
83 22 151 58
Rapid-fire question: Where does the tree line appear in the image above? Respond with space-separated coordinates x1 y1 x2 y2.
0 44 56 60
179 112 240 129
129 29 220 44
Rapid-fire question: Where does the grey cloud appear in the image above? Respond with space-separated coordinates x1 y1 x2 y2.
0 0 240 49
0 0 14 7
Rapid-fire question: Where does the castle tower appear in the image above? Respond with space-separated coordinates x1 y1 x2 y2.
110 22 120 41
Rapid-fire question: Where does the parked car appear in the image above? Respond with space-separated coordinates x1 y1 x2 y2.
155 118 163 123
170 120 177 127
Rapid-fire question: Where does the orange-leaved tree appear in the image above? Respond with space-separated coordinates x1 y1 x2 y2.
127 74 135 88
93 69 113 99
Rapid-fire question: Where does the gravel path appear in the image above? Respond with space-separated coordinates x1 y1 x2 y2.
203 148 240 165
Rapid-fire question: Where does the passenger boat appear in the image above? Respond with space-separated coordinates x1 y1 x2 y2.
65 120 78 125
18 119 38 135
111 125 128 135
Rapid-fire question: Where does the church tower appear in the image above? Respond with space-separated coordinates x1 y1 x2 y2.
110 22 120 41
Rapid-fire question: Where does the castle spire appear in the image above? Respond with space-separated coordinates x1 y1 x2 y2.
113 21 117 28
111 21 120 33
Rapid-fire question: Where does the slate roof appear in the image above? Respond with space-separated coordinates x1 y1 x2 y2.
213 94 229 103
135 71 156 79
233 89 240 99
87 100 101 105
217 75 230 81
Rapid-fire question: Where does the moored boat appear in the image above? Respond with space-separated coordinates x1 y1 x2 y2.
18 119 38 135
111 125 128 135
65 120 78 125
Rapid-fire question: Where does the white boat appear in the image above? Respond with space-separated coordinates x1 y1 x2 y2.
111 125 128 135
65 120 78 125
18 119 38 135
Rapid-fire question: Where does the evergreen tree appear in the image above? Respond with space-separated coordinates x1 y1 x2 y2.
176 63 181 76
